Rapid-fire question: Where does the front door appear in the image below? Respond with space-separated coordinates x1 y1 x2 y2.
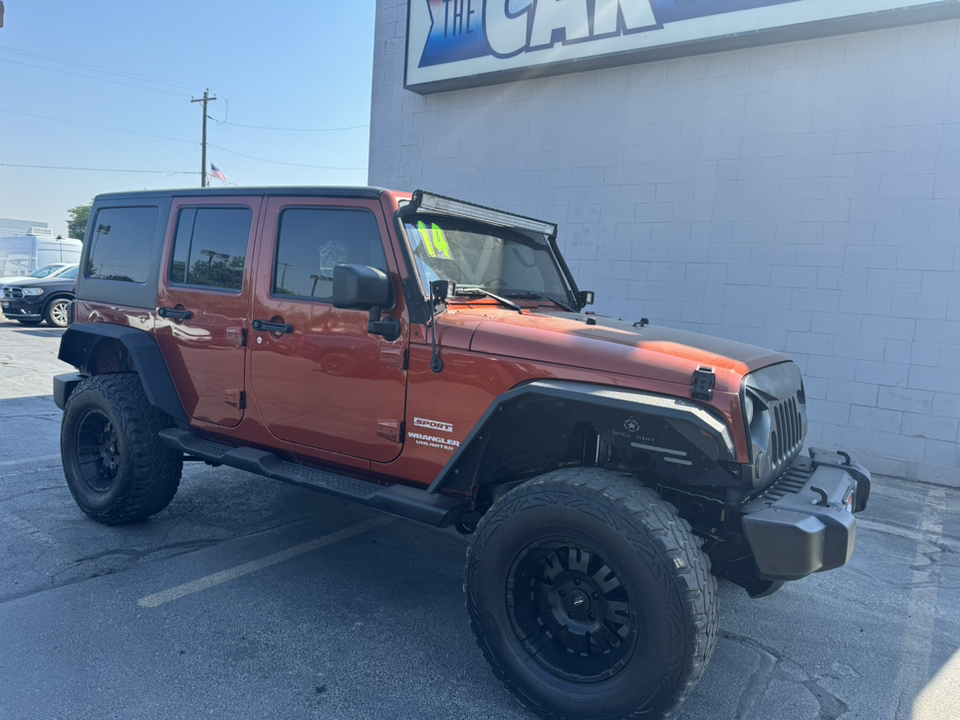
248 197 408 463
156 197 261 427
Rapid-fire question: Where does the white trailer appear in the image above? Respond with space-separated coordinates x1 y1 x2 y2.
0 228 82 277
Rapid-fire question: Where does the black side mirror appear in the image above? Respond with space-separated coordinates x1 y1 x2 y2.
332 264 393 310
332 264 400 341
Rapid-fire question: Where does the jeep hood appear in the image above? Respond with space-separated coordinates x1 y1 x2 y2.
467 309 789 393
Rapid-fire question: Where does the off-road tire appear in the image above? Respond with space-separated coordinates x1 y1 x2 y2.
44 296 71 327
61 373 183 524
465 468 718 720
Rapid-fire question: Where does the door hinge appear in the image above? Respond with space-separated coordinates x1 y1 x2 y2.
377 420 403 443
691 367 715 401
226 327 247 348
380 347 407 370
225 390 246 409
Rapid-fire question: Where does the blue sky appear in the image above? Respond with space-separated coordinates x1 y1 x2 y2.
0 1 376 236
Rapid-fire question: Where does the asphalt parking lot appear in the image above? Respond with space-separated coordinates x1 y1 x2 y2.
0 317 957 720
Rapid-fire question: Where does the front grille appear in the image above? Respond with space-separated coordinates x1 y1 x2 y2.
4 287 22 299
743 362 806 488
770 395 804 471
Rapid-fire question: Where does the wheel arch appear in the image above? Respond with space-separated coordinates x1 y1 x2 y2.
428 380 740 503
43 291 74 306
58 324 188 425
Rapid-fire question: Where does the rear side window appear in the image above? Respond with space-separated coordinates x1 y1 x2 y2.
273 207 387 300
87 207 159 283
169 207 252 291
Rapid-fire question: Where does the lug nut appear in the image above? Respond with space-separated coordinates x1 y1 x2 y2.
588 614 595 621
559 589 566 597
568 612 575 619
573 579 581 586
592 592 598 599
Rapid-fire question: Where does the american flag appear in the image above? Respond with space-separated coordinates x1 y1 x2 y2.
210 163 227 182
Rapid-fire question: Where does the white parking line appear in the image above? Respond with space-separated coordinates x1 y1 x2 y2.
889 487 946 717
0 454 60 467
137 515 394 608
0 507 57 546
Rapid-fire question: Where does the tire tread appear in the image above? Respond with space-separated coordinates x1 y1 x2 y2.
61 373 182 524
465 467 718 720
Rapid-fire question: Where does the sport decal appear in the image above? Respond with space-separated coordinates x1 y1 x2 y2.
414 417 455 433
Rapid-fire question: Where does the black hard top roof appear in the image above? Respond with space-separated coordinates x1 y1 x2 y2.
93 186 392 201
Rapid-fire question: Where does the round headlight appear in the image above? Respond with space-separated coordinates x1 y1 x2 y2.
744 395 755 427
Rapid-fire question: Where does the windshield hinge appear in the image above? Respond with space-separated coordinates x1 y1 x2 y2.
691 367 716 401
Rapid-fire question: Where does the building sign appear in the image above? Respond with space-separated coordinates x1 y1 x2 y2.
405 0 960 93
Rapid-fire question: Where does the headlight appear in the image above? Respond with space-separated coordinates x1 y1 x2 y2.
22 288 44 296
743 394 755 427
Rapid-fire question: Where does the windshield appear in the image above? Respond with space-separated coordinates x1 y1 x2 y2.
30 264 64 279
404 215 573 306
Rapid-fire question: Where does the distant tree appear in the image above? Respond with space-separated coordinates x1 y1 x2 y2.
67 203 92 241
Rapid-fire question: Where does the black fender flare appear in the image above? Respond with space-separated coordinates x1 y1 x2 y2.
57 324 188 425
428 379 738 496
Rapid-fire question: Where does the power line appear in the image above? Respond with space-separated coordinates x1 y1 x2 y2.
0 112 362 172
1 163 198 175
0 57 192 97
212 101 368 133
0 46 199 90
212 101 366 164
220 119 369 132
0 108 196 145
208 144 363 171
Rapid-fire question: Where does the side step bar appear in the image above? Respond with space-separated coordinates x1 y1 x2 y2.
159 428 467 528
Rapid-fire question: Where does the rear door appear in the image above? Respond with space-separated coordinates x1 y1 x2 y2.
155 197 261 427
248 196 408 463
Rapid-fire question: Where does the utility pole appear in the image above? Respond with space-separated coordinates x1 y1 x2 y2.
191 88 217 187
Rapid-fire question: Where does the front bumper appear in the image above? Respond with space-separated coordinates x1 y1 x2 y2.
1 297 42 319
741 448 871 581
53 372 83 411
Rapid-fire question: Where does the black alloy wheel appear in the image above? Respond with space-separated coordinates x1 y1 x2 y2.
74 410 122 494
507 541 637 683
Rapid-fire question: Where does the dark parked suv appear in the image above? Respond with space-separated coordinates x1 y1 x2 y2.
1 264 78 327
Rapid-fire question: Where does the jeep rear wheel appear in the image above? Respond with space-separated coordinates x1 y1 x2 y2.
465 468 718 720
61 373 183 524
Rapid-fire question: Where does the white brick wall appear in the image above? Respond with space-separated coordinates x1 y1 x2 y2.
369 1 960 486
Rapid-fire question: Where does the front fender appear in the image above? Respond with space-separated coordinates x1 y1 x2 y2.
428 380 738 496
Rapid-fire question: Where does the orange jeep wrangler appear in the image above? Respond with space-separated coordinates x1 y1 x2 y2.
54 187 869 720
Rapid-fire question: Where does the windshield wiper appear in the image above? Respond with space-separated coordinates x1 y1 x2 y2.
454 286 522 313
503 291 576 313
503 291 543 299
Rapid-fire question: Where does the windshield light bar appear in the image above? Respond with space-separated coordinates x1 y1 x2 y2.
412 190 557 237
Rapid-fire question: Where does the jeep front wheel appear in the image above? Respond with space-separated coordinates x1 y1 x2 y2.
61 373 183 524
465 468 718 720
